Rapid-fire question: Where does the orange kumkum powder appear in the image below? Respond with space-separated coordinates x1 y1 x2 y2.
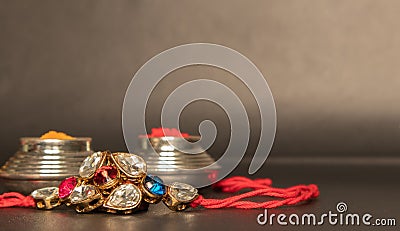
40 131 75 140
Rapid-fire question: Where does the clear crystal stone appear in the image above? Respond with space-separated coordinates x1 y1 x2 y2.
70 185 97 204
79 152 104 178
105 184 141 209
31 187 59 199
113 153 146 177
170 182 198 202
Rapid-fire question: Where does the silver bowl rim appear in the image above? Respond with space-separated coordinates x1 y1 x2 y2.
20 137 92 144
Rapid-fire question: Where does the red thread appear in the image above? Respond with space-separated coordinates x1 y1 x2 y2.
0 192 35 208
191 176 319 209
0 177 319 210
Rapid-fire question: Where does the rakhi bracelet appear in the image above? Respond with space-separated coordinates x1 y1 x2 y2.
0 151 320 213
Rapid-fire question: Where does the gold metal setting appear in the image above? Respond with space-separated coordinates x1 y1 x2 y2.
34 198 61 210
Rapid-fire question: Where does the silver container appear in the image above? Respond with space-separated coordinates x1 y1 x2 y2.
0 137 92 194
137 136 220 186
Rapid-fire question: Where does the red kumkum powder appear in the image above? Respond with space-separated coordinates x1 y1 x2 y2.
146 128 189 138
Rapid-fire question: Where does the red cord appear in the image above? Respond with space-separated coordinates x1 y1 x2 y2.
0 177 319 210
190 176 319 209
0 192 35 208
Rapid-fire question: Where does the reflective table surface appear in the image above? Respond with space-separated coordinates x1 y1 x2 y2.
0 157 399 231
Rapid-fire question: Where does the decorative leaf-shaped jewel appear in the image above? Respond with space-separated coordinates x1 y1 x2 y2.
104 184 142 210
169 182 198 202
31 187 59 200
70 185 97 204
31 186 61 209
79 151 106 178
112 153 147 178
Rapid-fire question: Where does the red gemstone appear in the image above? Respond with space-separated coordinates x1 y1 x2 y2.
93 166 118 185
58 176 77 199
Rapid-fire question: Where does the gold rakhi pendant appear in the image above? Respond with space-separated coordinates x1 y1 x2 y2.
30 151 198 214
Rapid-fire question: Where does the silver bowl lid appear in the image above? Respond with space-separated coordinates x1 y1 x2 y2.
0 137 93 194
137 136 220 186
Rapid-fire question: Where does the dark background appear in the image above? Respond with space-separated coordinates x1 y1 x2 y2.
1 0 400 165
1 2 400 231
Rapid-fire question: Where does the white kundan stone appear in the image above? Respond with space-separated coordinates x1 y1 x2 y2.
70 185 97 204
113 153 146 177
105 184 141 209
170 182 198 202
31 187 59 199
79 152 104 178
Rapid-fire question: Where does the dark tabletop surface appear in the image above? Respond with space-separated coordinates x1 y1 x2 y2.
1 158 399 231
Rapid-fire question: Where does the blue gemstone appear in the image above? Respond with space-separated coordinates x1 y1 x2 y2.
144 175 166 196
